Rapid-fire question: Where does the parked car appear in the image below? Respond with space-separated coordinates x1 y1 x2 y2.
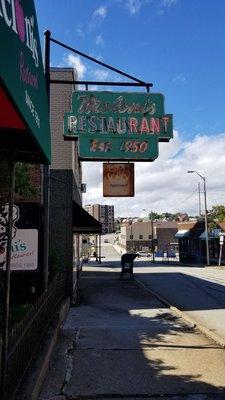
137 251 151 258
104 239 109 243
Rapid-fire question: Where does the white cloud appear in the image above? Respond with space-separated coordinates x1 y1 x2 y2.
65 54 86 79
76 24 84 37
125 0 142 15
93 69 110 81
82 132 225 217
89 6 107 31
172 73 186 83
88 85 98 91
93 6 107 18
151 0 178 18
162 0 178 7
95 34 104 45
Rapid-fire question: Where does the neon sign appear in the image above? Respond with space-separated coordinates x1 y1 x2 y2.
64 91 173 161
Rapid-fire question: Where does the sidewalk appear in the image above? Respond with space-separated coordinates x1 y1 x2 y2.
37 263 225 400
113 243 126 254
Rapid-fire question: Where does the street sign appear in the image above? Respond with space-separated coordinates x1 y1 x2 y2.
219 234 224 244
0 0 51 163
78 134 159 161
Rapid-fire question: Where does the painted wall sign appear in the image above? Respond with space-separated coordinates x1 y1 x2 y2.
64 91 173 161
0 202 41 271
0 229 38 271
103 163 134 197
0 0 51 163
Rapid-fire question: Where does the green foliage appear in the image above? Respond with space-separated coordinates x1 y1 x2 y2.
148 211 182 221
209 221 217 230
148 211 162 220
0 158 37 201
15 163 38 198
208 205 225 223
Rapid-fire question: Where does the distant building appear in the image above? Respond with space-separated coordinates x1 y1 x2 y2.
118 220 178 252
155 221 179 252
176 213 189 222
84 204 115 233
175 220 225 264
175 220 205 264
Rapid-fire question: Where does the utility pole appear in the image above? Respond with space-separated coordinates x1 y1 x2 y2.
98 234 102 264
151 210 155 262
188 171 210 266
129 220 133 252
203 177 210 266
198 182 201 217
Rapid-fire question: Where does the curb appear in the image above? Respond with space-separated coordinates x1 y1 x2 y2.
15 297 71 400
135 278 225 349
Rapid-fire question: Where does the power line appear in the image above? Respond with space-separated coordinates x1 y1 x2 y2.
177 188 198 206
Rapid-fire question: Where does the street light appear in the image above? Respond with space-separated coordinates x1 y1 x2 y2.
143 209 155 262
129 220 133 252
187 170 210 265
150 210 155 263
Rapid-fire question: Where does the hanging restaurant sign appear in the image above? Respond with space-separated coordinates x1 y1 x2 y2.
103 163 135 197
0 0 51 163
64 91 173 161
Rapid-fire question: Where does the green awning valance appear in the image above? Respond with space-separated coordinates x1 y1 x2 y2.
73 202 102 234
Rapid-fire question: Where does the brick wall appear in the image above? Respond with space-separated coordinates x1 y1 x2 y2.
49 68 82 297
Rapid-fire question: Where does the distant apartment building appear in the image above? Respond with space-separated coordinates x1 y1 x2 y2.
84 204 115 233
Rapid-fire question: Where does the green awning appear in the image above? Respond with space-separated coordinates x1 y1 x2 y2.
73 202 102 234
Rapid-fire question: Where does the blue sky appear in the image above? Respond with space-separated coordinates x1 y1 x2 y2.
36 0 225 139
35 0 225 216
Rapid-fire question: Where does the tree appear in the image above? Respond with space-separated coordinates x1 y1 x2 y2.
0 158 37 203
148 211 163 220
208 205 225 223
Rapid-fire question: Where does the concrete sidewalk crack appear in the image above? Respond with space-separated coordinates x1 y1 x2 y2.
61 329 80 395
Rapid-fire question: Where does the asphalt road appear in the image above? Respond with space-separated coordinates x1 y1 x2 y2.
38 241 225 400
134 264 225 346
93 240 225 345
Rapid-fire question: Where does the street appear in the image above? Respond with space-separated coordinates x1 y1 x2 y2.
38 239 225 400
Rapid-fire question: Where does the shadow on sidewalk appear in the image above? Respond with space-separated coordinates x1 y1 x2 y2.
39 265 225 399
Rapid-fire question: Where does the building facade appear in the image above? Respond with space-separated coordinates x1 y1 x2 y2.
155 221 178 252
84 204 115 233
176 220 225 265
49 68 101 297
49 67 82 297
119 220 178 252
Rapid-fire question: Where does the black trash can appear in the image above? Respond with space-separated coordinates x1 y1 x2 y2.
121 253 138 277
